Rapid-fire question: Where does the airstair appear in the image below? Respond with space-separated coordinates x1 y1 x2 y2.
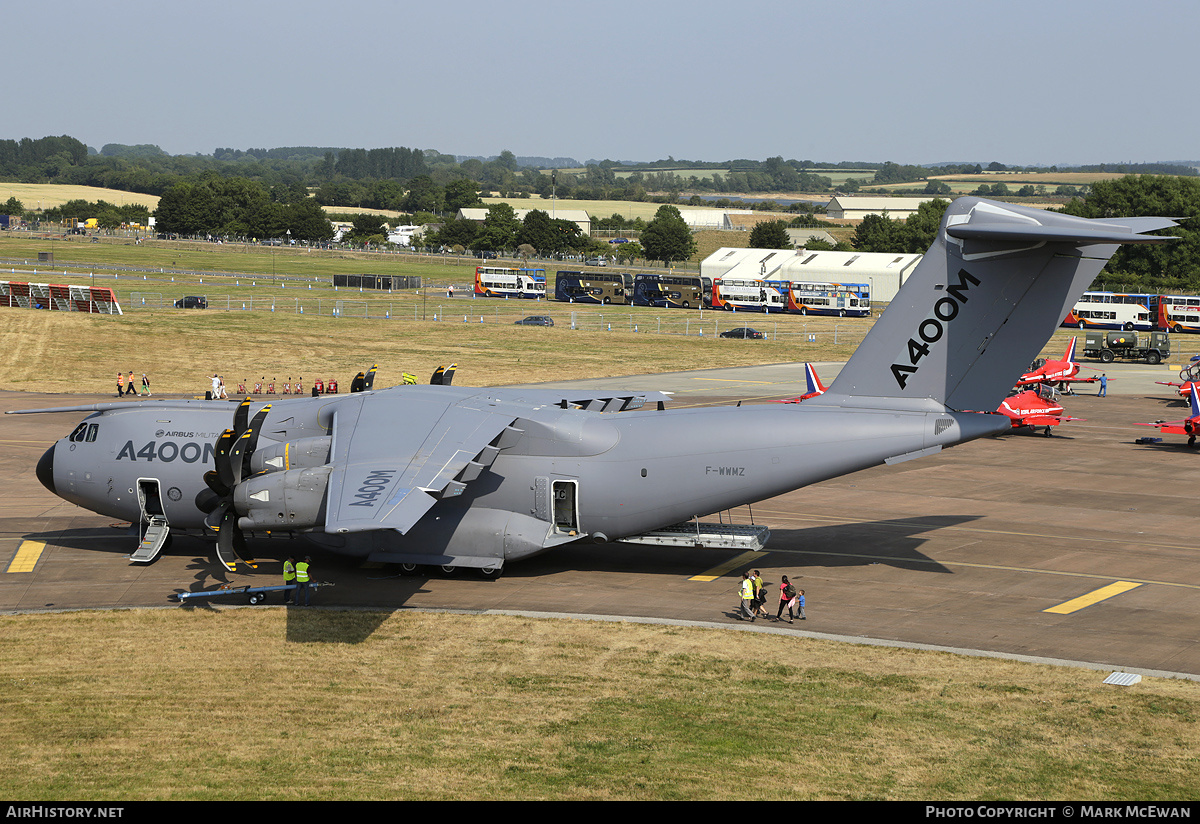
620 521 770 551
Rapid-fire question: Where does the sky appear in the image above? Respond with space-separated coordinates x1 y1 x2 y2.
7 0 1199 167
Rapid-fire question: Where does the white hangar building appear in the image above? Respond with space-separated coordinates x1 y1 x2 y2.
700 247 923 303
825 196 936 221
457 207 592 236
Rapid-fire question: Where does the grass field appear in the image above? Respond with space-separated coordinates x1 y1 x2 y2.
0 610 1195 801
2 224 1191 801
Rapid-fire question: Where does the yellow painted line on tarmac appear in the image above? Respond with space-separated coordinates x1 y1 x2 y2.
689 550 766 582
1043 581 1143 614
6 541 45 573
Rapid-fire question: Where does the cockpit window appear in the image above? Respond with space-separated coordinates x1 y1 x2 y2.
69 423 100 443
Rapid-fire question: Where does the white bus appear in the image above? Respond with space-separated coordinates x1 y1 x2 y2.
711 278 790 312
474 267 547 299
1062 291 1155 331
784 281 871 317
1155 294 1200 333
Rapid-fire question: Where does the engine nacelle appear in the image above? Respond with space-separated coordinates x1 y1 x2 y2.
235 465 331 531
250 436 332 474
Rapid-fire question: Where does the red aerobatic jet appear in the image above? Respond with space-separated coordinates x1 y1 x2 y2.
997 387 1082 437
1138 385 1200 446
1015 336 1098 389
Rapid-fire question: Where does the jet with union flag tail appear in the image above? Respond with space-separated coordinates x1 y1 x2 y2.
1015 336 1098 390
1138 384 1200 446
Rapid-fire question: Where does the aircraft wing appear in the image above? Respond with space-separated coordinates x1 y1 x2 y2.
322 392 521 535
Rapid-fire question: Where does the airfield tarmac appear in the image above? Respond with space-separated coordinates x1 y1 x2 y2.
3 358 1200 680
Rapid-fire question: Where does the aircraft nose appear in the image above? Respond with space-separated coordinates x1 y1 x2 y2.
36 444 56 495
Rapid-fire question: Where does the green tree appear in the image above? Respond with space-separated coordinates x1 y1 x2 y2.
640 205 696 265
748 219 792 249
444 178 482 213
476 202 521 251
1060 175 1200 289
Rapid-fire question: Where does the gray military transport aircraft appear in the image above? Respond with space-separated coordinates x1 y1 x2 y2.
11 198 1179 578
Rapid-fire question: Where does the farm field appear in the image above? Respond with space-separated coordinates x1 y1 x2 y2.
864 171 1127 194
0 182 160 211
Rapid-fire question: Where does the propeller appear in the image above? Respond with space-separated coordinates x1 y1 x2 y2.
196 398 271 572
350 364 379 393
429 364 455 386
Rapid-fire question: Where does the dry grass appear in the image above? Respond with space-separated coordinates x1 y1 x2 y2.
0 609 1195 801
0 308 869 395
0 183 160 211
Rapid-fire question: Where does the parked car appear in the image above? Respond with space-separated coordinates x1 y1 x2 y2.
585 257 608 267
514 316 554 326
174 296 208 309
719 327 764 339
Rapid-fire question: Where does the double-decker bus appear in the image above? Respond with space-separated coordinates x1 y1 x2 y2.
1155 294 1200 333
632 274 711 309
784 281 871 317
553 271 633 305
1061 291 1155 331
711 278 790 312
474 267 546 299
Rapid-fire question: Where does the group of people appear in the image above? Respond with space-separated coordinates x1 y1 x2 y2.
281 556 314 606
738 570 805 623
116 371 151 397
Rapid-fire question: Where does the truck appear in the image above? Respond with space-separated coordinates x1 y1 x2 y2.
1081 330 1170 364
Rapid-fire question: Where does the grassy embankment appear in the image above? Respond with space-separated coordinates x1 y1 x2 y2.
0 609 1196 801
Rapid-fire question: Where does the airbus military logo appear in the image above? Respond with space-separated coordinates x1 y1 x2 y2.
891 268 980 389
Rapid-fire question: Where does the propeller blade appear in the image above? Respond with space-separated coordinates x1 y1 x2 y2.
431 366 444 385
239 406 270 479
232 397 252 439
363 364 378 390
195 486 221 514
441 364 456 386
203 468 229 499
213 428 238 492
215 511 238 572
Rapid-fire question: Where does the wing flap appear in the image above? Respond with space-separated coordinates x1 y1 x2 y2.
324 394 521 535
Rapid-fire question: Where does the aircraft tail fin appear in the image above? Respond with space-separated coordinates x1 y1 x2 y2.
822 198 1178 412
804 363 826 396
1064 336 1078 364
1189 384 1199 420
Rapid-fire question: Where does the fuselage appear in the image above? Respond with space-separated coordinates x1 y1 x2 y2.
36 388 1009 562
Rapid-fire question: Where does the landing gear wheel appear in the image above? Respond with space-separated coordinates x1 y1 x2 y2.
479 566 503 579
249 592 265 605
440 565 457 575
399 563 420 575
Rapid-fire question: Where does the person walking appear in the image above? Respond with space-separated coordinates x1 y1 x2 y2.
116 372 125 397
751 570 769 618
141 373 152 396
282 556 296 604
796 589 807 620
738 572 755 621
295 556 312 606
127 372 136 397
1099 373 1108 397
776 575 797 623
